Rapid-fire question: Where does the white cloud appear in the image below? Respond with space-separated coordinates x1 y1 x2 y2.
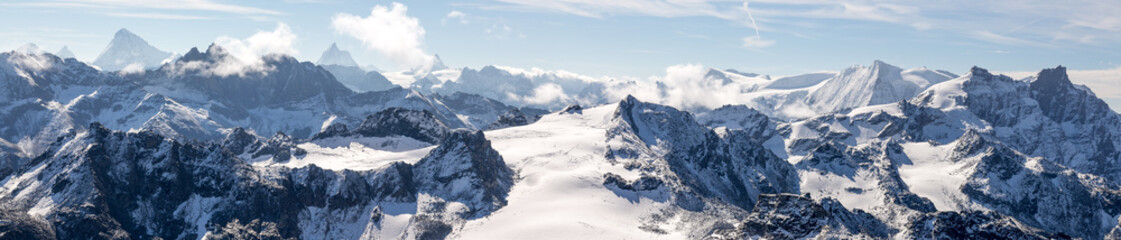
742 36 774 48
515 83 573 105
600 63 759 111
972 30 1048 47
1068 16 1121 32
491 0 739 20
444 10 468 25
6 51 54 72
1067 67 1121 99
486 0 1121 47
119 63 146 75
332 2 436 72
188 23 297 77
448 10 466 18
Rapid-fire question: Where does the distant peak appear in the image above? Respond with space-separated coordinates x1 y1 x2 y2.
56 46 76 59
180 47 205 62
869 60 900 70
1040 65 1067 76
94 27 172 71
430 54 448 71
206 43 224 52
113 28 140 39
178 44 229 63
15 43 43 54
317 42 358 67
621 95 640 105
969 66 992 78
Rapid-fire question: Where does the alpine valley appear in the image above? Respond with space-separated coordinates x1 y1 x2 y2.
2 29 1120 240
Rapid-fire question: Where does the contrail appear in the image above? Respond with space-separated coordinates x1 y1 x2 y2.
743 1 761 38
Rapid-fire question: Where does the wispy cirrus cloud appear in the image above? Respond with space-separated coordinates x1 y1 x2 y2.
487 0 741 19
481 0 1121 48
105 12 213 20
7 0 280 19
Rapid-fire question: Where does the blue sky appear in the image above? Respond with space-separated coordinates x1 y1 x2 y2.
1 0 1119 107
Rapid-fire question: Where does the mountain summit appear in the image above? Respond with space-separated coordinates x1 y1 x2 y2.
55 46 75 59
316 43 360 67
92 28 175 71
14 43 43 54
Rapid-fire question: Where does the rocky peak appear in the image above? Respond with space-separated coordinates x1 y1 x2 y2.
561 104 583 114
412 130 514 216
704 68 732 85
348 108 450 143
728 193 889 239
177 44 228 64
221 127 261 154
311 123 350 140
316 42 359 67
1029 65 1114 124
905 211 1057 239
1031 66 1072 90
968 66 994 79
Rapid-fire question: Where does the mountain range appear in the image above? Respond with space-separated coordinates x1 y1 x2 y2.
1 29 1119 239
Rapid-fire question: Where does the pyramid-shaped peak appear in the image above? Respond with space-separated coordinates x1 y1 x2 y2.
431 54 448 71
869 60 902 71
94 28 173 71
109 28 151 46
317 42 358 67
115 28 136 37
55 46 76 59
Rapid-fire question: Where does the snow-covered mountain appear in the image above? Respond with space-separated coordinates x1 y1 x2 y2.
54 46 75 59
14 43 45 55
4 40 1121 239
92 29 176 71
0 46 526 158
316 43 360 67
0 123 515 239
316 44 397 92
708 61 956 120
386 61 953 121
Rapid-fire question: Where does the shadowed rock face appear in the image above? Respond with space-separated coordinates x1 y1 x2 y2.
606 95 800 211
0 124 513 239
352 108 450 143
413 130 515 217
904 211 1058 240
726 193 889 239
157 45 355 108
313 107 452 144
